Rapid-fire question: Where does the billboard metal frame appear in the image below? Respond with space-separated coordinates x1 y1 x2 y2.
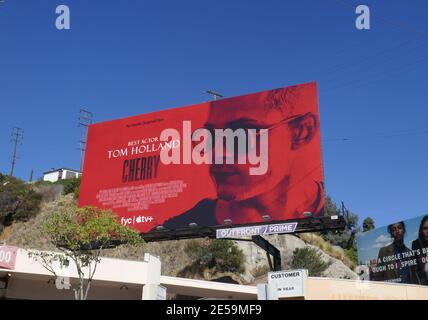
80 83 327 238
141 215 346 242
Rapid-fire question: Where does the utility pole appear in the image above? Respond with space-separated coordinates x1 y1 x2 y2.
78 109 93 172
204 90 223 101
10 127 24 177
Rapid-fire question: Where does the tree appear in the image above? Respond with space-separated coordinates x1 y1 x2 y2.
59 177 81 196
28 206 144 300
0 173 6 184
291 247 332 277
184 239 245 273
0 174 42 232
362 217 375 232
320 196 360 250
209 240 245 273
318 196 360 265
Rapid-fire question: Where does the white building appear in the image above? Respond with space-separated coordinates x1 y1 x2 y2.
0 246 255 300
43 168 82 183
0 246 163 300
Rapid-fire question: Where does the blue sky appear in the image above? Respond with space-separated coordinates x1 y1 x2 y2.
0 0 427 227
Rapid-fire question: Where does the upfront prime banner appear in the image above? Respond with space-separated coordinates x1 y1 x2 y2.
78 82 325 234
357 214 428 286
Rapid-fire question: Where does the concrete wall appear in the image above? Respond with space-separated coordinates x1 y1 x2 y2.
6 277 142 300
13 249 161 285
43 171 60 183
306 277 428 300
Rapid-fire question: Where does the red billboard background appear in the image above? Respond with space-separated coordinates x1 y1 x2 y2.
79 82 324 233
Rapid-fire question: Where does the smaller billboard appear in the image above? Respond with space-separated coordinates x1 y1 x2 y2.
357 214 428 285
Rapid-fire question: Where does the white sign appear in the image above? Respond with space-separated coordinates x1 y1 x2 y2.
157 285 167 300
216 222 298 239
267 269 307 299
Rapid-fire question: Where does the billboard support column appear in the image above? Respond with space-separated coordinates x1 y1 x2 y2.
141 253 162 300
251 235 281 271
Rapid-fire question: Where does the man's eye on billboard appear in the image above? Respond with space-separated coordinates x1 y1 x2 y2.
78 82 325 237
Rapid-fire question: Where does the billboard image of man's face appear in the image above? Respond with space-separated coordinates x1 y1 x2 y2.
206 91 298 202
78 82 324 235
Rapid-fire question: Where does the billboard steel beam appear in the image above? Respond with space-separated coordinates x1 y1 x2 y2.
141 215 346 242
251 235 281 271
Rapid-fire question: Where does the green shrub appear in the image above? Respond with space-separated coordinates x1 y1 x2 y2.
251 264 270 278
184 239 210 262
0 175 43 229
34 177 81 197
13 190 43 221
362 217 375 232
184 239 245 274
291 247 332 277
58 177 81 195
74 184 80 199
320 195 360 251
209 240 245 273
34 180 54 187
0 192 17 224
344 247 358 266
33 184 64 202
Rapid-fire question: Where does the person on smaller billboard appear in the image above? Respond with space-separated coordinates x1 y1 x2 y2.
375 222 418 284
412 215 428 285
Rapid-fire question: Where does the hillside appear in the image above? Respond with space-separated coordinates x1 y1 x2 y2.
0 194 357 284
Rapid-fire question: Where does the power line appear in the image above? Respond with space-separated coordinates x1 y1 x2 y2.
78 109 93 172
10 127 24 177
319 37 428 84
313 4 428 90
291 9 427 85
323 128 428 143
322 53 428 93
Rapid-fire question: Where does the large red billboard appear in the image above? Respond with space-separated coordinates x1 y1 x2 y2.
79 82 325 234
